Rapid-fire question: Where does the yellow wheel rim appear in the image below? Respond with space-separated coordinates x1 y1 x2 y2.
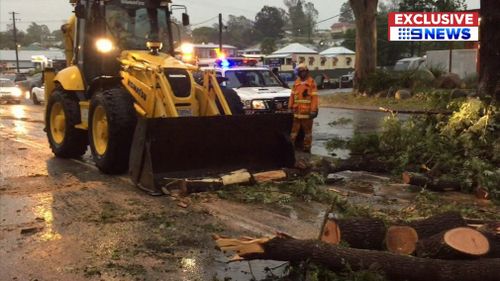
92 105 108 156
50 102 65 145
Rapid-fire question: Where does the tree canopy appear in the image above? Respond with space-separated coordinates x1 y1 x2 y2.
254 6 287 40
339 1 354 23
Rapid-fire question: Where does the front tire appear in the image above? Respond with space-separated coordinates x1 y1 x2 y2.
45 88 88 158
89 88 136 174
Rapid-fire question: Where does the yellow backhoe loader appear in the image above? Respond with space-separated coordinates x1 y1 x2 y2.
44 0 295 194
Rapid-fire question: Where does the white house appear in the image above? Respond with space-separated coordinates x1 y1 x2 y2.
265 43 320 71
319 46 355 69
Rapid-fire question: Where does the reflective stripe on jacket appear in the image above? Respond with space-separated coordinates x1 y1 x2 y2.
288 77 318 119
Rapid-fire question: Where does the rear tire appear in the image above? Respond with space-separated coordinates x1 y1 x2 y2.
45 88 88 158
89 88 136 174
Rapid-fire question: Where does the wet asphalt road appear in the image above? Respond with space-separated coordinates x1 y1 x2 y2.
0 99 403 280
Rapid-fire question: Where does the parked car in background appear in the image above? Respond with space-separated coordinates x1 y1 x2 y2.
31 85 45 105
394 57 426 72
16 72 43 97
315 74 340 89
0 72 27 82
340 72 354 88
0 78 23 104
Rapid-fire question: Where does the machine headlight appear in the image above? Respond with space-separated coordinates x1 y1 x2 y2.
252 100 267 110
12 87 22 97
96 38 114 53
180 43 194 54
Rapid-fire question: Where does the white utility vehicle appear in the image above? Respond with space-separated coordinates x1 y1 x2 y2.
30 85 45 105
202 58 292 114
0 78 23 104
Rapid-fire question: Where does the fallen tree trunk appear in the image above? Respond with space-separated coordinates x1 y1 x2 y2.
479 223 500 258
402 172 461 192
320 218 386 250
416 227 490 259
406 212 467 239
214 235 500 281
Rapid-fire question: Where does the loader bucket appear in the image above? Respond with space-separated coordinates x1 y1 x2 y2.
129 113 295 194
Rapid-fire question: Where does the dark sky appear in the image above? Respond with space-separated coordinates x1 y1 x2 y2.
0 0 480 32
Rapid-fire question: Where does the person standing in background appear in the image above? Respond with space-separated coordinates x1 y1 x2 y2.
288 64 318 153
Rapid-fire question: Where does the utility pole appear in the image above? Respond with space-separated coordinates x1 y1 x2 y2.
218 13 223 55
10 12 20 73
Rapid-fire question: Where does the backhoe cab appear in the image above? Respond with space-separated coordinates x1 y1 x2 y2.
44 0 295 194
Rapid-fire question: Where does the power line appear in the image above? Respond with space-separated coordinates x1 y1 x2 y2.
190 16 218 27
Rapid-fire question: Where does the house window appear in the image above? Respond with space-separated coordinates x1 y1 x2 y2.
308 57 315 66
299 57 305 63
346 57 352 66
320 57 327 66
332 57 338 67
285 58 293 65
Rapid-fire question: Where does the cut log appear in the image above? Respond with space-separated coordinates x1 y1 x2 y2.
214 234 500 281
221 169 252 186
402 172 460 192
416 227 490 259
181 178 223 194
252 170 287 183
320 218 386 250
402 172 431 187
385 226 419 255
407 212 467 239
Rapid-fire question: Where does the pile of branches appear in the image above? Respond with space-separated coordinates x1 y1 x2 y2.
214 212 500 281
327 99 500 200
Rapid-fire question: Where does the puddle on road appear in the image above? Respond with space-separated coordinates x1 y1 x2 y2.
0 192 61 241
312 108 410 157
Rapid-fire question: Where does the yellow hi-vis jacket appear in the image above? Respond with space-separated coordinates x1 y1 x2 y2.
288 77 319 119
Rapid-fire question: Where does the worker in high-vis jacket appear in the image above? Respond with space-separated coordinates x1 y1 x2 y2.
288 63 319 153
61 15 76 66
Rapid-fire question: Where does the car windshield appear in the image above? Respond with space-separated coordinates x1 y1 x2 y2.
105 3 170 50
225 70 282 89
0 79 15 87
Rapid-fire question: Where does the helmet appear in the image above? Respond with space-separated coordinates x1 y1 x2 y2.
297 63 308 71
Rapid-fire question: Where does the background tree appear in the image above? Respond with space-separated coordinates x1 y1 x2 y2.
284 0 308 37
376 3 407 67
191 26 219 44
260 38 277 54
341 28 356 51
254 6 286 40
349 0 378 92
478 0 500 102
224 15 257 48
303 2 319 40
339 1 354 23
25 22 51 45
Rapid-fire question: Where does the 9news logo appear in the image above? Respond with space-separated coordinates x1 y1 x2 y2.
388 12 479 41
